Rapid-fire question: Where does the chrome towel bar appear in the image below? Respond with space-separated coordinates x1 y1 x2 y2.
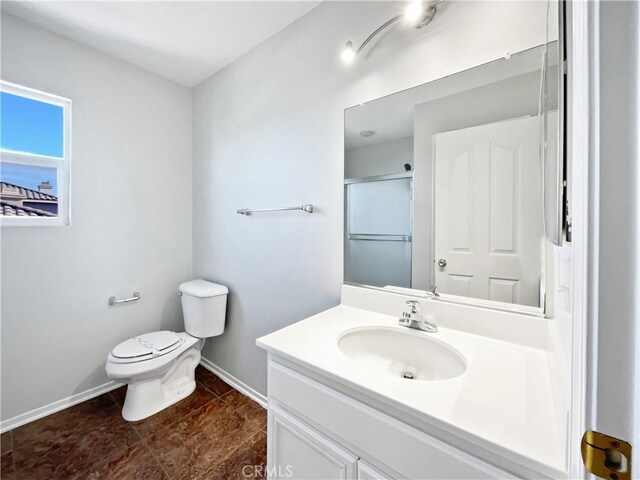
237 204 315 215
109 292 141 306
348 233 412 242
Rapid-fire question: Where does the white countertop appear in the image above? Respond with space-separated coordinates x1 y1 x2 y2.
257 302 567 478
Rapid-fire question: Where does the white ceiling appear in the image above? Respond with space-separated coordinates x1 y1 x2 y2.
1 1 321 87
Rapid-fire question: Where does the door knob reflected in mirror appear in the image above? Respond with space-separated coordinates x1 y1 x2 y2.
437 258 447 268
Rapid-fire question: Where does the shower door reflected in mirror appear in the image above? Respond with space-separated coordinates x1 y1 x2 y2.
343 43 562 309
345 174 413 288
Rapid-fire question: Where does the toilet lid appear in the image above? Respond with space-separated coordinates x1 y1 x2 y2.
111 331 183 362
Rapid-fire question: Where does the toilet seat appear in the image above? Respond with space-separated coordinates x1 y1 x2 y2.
106 332 199 382
110 331 183 364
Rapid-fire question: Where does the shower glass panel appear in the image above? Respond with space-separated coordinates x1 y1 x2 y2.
345 175 412 288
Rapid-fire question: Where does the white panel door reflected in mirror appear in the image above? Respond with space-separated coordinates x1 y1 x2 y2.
344 43 562 310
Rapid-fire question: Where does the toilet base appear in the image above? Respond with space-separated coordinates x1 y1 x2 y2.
121 347 201 421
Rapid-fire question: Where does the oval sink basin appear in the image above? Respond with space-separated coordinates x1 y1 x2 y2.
337 327 467 381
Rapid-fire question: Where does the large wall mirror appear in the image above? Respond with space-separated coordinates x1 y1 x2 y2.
344 43 563 310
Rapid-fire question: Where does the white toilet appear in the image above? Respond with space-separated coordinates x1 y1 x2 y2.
105 279 228 421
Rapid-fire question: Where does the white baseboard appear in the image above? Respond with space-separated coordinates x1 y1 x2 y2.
199 357 267 409
0 381 124 434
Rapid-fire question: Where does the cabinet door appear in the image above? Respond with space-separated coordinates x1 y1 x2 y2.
268 405 358 480
357 460 394 480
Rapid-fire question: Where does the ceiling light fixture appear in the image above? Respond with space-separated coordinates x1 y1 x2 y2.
359 130 376 137
342 41 356 64
341 0 443 65
404 0 425 23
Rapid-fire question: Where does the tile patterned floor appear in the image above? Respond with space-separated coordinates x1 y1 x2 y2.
0 366 267 480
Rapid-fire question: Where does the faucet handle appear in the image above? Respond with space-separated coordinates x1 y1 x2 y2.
427 285 440 298
405 300 422 314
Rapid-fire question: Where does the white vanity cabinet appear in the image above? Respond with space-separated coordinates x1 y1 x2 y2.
268 404 393 480
268 405 358 479
356 461 393 480
266 357 517 480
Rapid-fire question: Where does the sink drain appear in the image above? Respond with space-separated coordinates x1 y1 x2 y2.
402 371 415 380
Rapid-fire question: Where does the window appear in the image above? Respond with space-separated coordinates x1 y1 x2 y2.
0 81 71 226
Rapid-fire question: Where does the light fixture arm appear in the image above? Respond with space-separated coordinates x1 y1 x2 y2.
354 14 402 55
343 0 444 63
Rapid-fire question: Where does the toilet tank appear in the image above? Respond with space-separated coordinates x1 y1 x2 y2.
178 279 228 338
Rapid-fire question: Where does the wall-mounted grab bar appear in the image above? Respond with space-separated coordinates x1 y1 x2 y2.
237 204 315 215
109 292 141 306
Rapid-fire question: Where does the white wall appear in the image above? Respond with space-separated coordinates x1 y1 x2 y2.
345 137 413 178
0 15 193 422
594 0 640 455
193 1 554 396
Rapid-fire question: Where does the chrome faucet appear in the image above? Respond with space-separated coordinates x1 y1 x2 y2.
398 299 438 333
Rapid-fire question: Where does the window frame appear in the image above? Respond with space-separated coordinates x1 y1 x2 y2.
0 81 71 227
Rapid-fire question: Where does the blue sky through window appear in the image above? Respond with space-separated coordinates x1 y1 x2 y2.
1 91 64 158
1 163 58 196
